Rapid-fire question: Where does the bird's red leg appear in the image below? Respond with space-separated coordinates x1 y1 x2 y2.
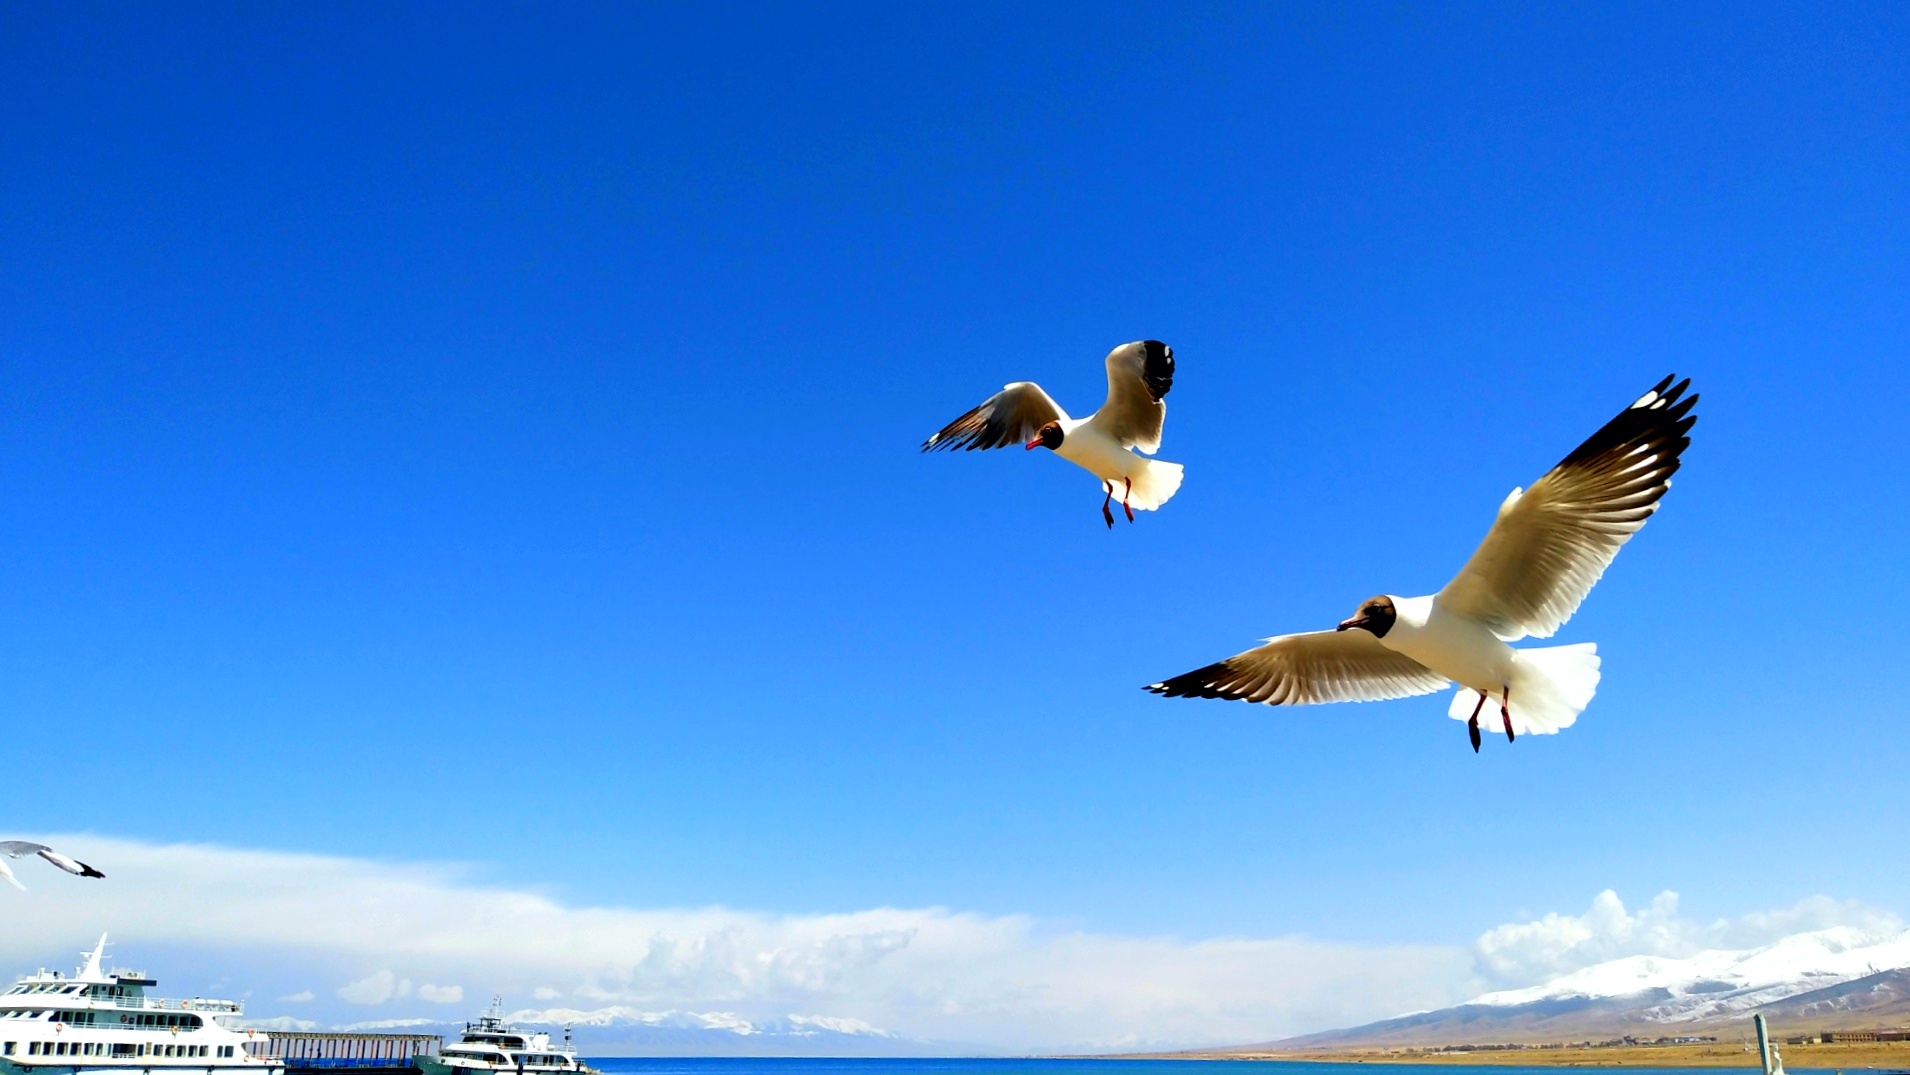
1122 477 1135 523
1501 684 1515 742
1101 482 1115 529
1467 691 1487 753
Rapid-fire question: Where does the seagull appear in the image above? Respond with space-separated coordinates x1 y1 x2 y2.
0 841 107 891
1145 375 1697 751
922 340 1184 528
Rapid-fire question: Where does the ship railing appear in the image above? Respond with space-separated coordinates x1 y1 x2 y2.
109 997 245 1014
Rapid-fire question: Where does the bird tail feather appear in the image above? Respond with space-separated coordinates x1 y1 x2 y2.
1445 642 1600 735
1119 458 1184 511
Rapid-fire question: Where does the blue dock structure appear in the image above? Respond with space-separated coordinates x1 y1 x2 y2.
245 1033 440 1075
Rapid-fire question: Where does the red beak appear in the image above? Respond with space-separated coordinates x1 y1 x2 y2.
1025 436 1043 450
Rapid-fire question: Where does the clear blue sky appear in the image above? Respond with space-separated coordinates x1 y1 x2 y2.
2 1 1905 952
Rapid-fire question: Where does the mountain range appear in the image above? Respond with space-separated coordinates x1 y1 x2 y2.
1244 926 1910 1051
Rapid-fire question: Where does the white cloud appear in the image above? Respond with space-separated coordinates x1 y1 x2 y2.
337 970 414 1004
1472 889 1903 987
0 833 1475 1050
2 835 1893 1052
279 990 316 1003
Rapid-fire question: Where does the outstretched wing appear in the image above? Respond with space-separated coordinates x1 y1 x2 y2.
1144 628 1449 705
1087 340 1174 453
0 841 48 860
921 382 1067 452
1438 375 1698 641
0 859 21 892
37 848 105 879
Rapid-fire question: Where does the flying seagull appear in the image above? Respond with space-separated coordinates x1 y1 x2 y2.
1145 375 1697 751
0 841 107 891
922 340 1183 528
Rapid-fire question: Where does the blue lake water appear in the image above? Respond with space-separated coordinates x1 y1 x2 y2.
591 1061 1867 1075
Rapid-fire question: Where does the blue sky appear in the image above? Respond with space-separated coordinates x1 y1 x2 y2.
2 1 1907 1049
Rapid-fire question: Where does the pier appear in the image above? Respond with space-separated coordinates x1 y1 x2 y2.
245 1032 440 1075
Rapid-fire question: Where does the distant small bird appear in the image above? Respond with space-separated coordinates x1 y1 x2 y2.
1146 375 1698 751
922 340 1184 527
0 841 106 891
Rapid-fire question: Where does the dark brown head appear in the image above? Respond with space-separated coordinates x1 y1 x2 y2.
1337 595 1398 638
1024 421 1065 451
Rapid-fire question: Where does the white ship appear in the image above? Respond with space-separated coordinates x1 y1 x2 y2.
414 1000 590 1075
0 936 282 1075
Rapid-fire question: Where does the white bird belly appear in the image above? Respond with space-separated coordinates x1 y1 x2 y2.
1054 425 1136 484
1383 600 1516 692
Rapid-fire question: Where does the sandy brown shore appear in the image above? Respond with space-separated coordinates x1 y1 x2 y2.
1118 1041 1910 1068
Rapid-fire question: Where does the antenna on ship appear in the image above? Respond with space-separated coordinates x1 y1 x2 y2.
78 934 108 980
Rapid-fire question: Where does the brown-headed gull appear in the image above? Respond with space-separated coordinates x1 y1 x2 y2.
0 840 106 890
922 340 1183 528
1146 375 1697 752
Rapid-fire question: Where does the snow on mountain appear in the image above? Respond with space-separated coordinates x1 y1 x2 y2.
498 1005 895 1039
1468 925 1910 1022
1259 925 1910 1052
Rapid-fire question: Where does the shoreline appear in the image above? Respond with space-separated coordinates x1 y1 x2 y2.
1119 1041 1910 1069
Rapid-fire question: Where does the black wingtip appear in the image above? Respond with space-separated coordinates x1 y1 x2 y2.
81 864 105 879
1556 374 1701 474
1633 374 1693 412
1141 340 1175 401
1143 661 1241 700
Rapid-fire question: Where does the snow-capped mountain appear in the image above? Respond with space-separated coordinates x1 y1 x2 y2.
1261 925 1910 1051
1470 925 1910 1021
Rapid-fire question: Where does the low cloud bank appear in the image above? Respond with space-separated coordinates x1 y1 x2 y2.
0 835 1892 1052
1472 889 1902 989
